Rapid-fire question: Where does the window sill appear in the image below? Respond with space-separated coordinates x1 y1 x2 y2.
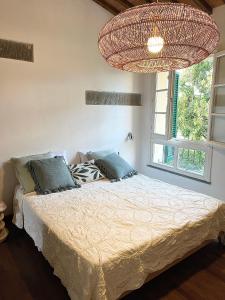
147 164 211 184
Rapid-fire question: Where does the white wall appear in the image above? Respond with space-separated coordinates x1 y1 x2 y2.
138 6 225 202
213 5 225 51
0 0 143 214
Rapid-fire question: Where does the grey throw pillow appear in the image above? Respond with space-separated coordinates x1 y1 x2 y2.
95 153 137 181
86 149 114 160
27 156 80 194
11 152 53 193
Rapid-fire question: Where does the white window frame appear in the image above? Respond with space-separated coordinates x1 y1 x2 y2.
152 72 174 140
208 50 225 147
150 63 213 182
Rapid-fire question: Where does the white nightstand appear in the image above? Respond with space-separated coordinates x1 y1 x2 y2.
0 202 8 243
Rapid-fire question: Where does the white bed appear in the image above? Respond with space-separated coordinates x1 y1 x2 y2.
13 174 225 300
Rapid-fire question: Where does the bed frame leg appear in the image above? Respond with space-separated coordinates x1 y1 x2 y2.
218 231 225 246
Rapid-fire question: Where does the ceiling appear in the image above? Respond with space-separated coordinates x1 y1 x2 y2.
92 0 225 15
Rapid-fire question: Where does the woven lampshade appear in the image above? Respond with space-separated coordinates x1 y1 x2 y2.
98 2 219 73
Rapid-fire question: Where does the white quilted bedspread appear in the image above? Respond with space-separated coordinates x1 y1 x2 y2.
13 175 225 300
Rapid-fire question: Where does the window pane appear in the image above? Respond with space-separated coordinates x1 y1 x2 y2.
156 72 169 90
154 113 166 135
177 148 206 175
153 143 174 167
174 57 213 141
214 86 225 113
212 116 225 143
155 91 168 112
215 55 225 84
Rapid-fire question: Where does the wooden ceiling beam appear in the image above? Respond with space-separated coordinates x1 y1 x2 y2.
92 0 213 15
138 0 212 13
115 0 134 8
127 0 148 4
190 0 212 13
92 0 120 14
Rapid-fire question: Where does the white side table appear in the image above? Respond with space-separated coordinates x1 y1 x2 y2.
0 202 8 243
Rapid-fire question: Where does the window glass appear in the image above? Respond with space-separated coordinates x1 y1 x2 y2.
213 86 225 113
173 57 213 141
154 114 166 135
177 148 206 175
155 91 168 112
215 55 225 84
153 144 175 167
211 116 225 143
156 72 169 90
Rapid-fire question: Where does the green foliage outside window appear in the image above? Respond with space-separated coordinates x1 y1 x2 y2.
178 148 206 175
177 57 213 141
168 58 213 174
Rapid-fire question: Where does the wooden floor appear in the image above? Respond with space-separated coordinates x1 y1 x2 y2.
0 221 225 300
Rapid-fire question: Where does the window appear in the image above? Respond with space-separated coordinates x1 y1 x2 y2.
153 71 171 136
174 57 213 142
150 57 213 181
208 50 225 146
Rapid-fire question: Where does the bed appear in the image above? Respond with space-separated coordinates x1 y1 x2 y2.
13 174 225 300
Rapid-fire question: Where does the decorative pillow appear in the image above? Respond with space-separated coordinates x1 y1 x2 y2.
27 156 80 194
11 152 53 194
69 161 105 184
86 149 114 161
95 153 138 181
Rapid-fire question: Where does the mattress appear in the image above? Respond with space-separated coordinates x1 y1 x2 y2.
13 174 225 300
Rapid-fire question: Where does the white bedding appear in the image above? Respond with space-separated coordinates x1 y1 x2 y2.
13 174 225 300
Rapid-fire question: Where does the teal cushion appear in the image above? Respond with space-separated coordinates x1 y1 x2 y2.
27 156 80 194
11 152 53 193
95 153 137 181
87 149 114 160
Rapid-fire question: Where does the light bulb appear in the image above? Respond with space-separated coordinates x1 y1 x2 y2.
147 36 164 53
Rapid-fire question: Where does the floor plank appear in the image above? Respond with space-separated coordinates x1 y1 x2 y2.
0 244 33 300
0 220 225 300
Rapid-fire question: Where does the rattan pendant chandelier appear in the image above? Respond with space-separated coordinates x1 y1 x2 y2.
98 2 219 73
